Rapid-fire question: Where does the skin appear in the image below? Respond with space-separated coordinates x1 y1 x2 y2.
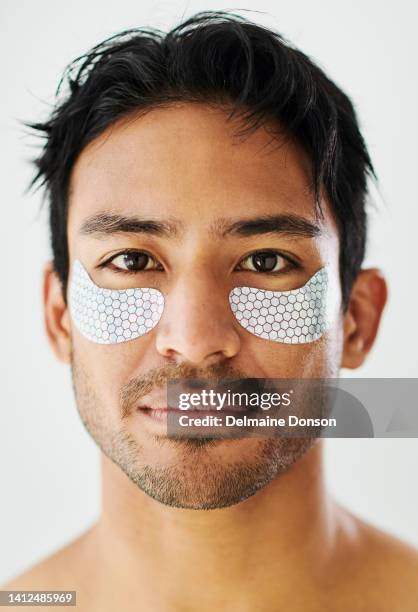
4 103 418 610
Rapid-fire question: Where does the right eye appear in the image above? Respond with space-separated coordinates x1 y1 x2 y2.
106 251 161 273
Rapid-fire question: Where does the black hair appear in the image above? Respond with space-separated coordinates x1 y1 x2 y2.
28 10 375 308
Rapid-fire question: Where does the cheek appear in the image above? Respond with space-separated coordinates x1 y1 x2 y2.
71 333 148 417
240 330 342 379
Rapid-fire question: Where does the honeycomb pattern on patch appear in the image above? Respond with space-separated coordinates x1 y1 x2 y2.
229 268 329 344
69 260 164 344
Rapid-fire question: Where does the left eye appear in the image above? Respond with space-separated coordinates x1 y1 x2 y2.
109 251 159 272
238 252 287 273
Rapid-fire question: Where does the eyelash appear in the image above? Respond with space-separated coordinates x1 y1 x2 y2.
100 248 300 276
99 249 162 275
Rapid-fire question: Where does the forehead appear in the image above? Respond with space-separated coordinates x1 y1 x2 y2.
68 102 337 236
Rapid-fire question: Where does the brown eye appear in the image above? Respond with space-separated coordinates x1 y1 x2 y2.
240 252 286 273
110 251 158 272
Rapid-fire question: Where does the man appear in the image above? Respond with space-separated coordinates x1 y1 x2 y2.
4 10 418 611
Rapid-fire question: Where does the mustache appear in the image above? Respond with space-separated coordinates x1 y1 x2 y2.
120 362 249 419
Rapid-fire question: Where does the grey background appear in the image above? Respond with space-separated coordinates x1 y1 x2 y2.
1 0 417 583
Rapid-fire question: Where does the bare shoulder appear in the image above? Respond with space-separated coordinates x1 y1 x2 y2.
333 504 418 610
356 512 418 574
1 527 96 591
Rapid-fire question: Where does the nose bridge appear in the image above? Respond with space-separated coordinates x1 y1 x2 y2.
155 268 240 363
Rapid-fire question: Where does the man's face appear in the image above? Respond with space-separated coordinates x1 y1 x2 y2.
65 102 343 509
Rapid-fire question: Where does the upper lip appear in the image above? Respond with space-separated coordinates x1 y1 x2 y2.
136 382 260 412
138 389 169 410
137 388 185 411
137 390 250 413
139 406 182 412
136 388 226 412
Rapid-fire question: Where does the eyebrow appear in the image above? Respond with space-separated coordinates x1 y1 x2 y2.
79 212 180 238
78 211 321 240
218 214 322 239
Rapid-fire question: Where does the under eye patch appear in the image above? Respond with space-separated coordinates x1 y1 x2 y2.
69 260 332 346
229 268 331 344
69 260 164 344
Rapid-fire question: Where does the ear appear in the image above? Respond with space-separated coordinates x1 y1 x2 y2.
341 268 388 369
43 261 72 363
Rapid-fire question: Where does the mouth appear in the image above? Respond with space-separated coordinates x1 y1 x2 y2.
138 406 184 423
134 380 263 425
137 404 254 425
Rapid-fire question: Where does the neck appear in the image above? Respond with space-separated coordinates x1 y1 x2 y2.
90 441 338 610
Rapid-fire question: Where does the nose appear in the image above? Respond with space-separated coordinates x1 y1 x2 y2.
155 274 241 366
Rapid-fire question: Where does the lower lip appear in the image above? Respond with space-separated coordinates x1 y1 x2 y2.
139 408 226 422
139 408 177 423
138 407 252 424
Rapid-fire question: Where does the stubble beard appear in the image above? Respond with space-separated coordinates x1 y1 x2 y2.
70 353 317 509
